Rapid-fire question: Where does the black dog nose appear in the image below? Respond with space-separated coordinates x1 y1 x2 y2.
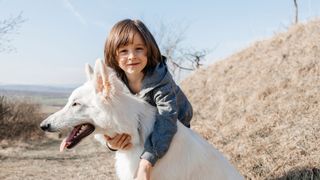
40 123 51 131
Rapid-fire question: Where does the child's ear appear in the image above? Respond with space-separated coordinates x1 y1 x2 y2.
85 63 94 81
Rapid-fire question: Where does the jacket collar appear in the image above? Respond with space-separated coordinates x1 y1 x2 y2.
139 56 168 96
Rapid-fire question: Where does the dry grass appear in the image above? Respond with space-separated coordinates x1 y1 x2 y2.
181 19 320 179
0 95 45 142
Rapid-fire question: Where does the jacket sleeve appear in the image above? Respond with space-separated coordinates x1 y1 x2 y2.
140 83 178 166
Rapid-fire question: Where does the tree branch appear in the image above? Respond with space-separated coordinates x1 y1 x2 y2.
294 0 298 24
0 12 26 53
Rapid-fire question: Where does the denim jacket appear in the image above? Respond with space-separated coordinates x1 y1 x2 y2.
137 57 193 166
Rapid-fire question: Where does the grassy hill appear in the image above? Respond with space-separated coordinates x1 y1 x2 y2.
181 19 320 179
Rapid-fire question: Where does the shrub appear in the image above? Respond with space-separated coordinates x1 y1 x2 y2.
0 95 45 141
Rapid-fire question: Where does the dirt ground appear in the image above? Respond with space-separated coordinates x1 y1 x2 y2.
0 135 118 180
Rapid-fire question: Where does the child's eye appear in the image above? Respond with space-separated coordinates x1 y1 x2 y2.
119 49 128 54
136 47 144 51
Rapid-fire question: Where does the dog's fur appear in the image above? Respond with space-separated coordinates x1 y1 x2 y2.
40 59 243 180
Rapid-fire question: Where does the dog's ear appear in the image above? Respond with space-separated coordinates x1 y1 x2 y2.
85 63 94 81
93 59 105 94
93 58 127 97
93 59 112 97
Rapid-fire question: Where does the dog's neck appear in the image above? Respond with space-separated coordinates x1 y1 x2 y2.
95 91 156 146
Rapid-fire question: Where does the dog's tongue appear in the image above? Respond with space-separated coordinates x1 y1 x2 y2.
60 137 67 152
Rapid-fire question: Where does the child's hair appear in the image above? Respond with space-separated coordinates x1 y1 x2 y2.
104 19 162 81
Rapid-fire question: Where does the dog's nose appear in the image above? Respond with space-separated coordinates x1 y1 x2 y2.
40 123 51 131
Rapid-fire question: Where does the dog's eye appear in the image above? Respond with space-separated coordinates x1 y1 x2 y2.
72 102 80 107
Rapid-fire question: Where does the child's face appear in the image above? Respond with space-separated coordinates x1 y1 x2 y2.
116 33 148 78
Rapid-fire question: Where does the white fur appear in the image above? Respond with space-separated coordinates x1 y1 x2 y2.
40 59 243 180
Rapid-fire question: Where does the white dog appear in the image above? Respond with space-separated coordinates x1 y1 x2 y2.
40 59 243 180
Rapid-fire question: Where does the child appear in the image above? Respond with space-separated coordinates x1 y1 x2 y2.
103 19 193 180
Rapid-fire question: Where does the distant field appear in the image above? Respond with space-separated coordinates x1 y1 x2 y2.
0 89 70 114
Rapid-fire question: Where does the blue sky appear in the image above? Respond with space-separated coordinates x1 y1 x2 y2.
0 0 319 86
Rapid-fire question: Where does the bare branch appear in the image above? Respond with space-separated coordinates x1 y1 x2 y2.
293 0 298 24
184 49 208 69
153 20 211 80
170 60 194 71
0 12 26 53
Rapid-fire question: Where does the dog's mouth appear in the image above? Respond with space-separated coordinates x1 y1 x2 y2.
60 123 95 152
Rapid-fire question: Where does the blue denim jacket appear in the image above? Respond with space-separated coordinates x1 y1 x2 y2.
137 58 193 166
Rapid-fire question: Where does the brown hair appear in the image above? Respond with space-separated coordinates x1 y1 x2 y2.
104 19 162 82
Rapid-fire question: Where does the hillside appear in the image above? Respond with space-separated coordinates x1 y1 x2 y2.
181 19 320 179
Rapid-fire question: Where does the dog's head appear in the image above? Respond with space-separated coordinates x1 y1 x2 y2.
40 59 129 151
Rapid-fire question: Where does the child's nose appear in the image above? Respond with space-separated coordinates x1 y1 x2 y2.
128 51 136 59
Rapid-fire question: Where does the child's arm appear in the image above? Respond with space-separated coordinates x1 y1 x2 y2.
140 84 179 166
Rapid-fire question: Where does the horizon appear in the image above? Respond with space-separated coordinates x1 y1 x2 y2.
0 0 319 86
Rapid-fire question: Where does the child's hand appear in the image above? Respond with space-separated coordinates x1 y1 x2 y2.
134 159 153 180
104 133 132 150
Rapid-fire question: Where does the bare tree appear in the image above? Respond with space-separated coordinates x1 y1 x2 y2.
0 12 26 53
154 21 209 80
185 49 208 69
293 0 299 24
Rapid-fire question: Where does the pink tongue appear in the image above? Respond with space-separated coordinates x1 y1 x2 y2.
60 138 67 152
